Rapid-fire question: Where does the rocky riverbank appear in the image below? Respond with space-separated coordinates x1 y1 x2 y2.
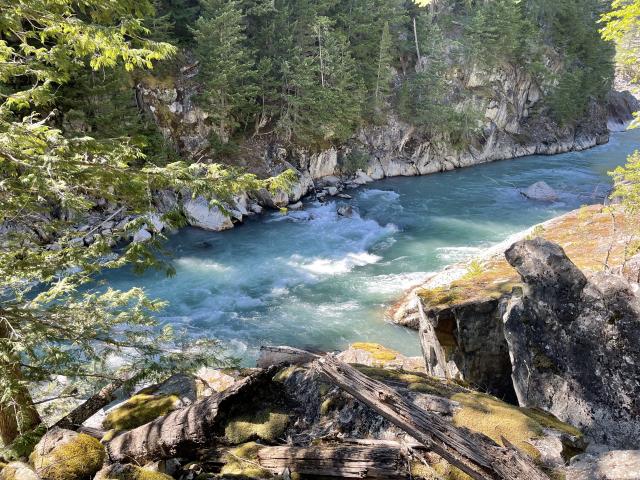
389 204 640 450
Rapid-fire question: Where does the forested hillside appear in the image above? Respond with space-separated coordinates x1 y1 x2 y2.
64 0 615 162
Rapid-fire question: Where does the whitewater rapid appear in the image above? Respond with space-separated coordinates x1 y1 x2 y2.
101 129 640 364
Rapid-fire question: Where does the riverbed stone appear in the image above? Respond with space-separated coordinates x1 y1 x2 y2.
183 196 234 231
522 181 558 201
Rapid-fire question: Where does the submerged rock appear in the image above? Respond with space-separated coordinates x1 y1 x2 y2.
504 238 640 448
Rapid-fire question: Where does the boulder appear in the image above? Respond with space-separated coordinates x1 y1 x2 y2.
503 238 640 448
288 201 303 210
352 170 374 185
327 186 338 196
30 428 105 480
521 181 558 201
567 450 640 480
182 196 234 231
0 462 40 480
337 205 354 218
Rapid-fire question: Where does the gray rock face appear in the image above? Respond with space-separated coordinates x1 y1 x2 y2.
421 297 516 401
503 238 640 448
567 450 640 480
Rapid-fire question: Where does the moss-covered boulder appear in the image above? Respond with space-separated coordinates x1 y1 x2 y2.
0 461 40 480
94 463 173 480
30 428 105 480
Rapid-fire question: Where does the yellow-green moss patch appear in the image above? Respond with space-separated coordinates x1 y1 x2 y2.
273 365 299 383
350 343 397 362
103 394 179 431
224 409 290 445
31 434 105 480
451 391 544 458
220 442 272 478
354 365 465 397
99 465 173 480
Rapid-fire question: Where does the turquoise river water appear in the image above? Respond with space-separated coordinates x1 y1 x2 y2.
102 129 640 364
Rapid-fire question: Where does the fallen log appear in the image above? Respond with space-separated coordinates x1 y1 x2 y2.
54 379 124 430
106 367 276 464
315 354 549 480
256 445 406 479
257 345 319 368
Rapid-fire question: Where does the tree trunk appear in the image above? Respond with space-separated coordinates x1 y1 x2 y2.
106 367 277 464
315 355 549 480
0 322 41 445
413 17 421 64
55 378 125 430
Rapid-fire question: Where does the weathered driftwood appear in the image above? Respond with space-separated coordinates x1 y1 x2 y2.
315 354 549 480
256 445 406 479
256 345 319 369
54 380 124 430
418 300 452 379
106 367 276 464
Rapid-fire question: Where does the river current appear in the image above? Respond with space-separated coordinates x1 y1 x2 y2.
102 129 640 364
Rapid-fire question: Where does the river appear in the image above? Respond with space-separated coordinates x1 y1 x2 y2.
101 129 640 364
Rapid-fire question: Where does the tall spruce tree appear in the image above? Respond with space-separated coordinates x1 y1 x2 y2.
192 0 259 144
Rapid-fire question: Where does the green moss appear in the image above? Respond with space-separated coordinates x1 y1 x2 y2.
31 434 105 480
431 459 472 480
521 408 582 438
220 442 272 479
451 391 544 459
354 365 464 397
320 398 334 416
350 342 397 362
100 464 173 480
103 394 179 431
224 409 290 445
272 366 298 383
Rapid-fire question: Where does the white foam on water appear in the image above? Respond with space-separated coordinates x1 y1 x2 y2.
358 189 401 201
175 257 231 272
364 271 432 294
289 251 382 276
436 246 484 262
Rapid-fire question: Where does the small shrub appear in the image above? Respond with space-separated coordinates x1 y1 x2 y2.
339 149 369 175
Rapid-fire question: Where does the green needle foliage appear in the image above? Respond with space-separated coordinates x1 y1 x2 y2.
602 0 640 215
0 0 293 446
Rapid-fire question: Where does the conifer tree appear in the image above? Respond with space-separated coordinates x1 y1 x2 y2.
192 0 259 143
0 0 292 447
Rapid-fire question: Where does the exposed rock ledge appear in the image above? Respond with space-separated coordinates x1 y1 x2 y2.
389 205 640 448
